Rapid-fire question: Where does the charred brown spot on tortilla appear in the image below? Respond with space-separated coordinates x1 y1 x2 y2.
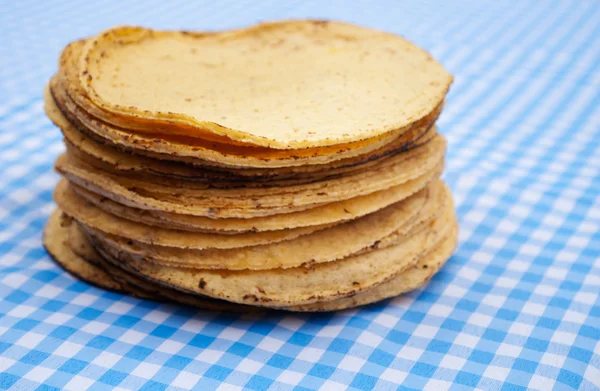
301 260 316 270
312 20 329 28
243 294 259 302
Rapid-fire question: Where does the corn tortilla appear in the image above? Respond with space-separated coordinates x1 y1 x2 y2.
79 22 452 149
91 191 456 307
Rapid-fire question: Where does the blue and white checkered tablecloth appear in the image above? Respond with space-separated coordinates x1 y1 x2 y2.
1 0 599 390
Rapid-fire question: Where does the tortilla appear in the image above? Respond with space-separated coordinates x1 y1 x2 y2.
52 39 444 168
46 83 438 182
79 22 452 149
83 181 444 270
63 213 457 312
54 136 446 217
68 160 441 233
51 80 441 169
91 191 456 307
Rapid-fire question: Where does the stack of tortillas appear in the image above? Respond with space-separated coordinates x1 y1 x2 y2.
43 20 457 312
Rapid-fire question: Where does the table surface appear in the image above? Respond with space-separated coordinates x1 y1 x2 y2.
1 1 599 390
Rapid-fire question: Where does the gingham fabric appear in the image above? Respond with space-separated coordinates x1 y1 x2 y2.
1 0 599 390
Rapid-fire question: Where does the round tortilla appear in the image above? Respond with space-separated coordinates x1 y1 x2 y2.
46 83 438 182
79 22 452 149
51 209 457 312
68 160 441 233
82 180 444 270
52 39 443 168
54 135 446 218
91 189 456 307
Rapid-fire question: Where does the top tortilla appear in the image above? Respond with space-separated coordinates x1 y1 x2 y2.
79 21 452 149
52 40 442 168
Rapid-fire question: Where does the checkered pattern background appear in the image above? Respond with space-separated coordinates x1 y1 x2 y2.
1 0 599 390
